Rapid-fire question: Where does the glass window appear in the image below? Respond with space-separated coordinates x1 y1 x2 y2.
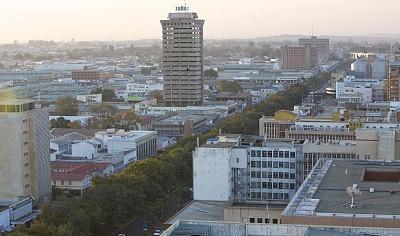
250 218 255 223
279 162 284 168
256 161 261 168
262 151 267 157
273 151 278 157
262 161 267 168
251 161 256 168
290 173 296 179
284 151 289 158
290 162 296 169
257 218 263 223
262 171 268 178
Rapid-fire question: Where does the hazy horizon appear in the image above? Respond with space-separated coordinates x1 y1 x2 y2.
1 0 400 43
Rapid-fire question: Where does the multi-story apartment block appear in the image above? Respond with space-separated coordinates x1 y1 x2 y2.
335 76 384 107
161 6 205 106
298 36 330 64
281 45 318 71
193 135 303 204
0 100 51 202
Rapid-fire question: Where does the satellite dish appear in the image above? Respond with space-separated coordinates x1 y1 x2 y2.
346 184 362 208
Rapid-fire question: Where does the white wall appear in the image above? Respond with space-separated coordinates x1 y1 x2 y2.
193 147 232 201
108 139 136 154
72 142 97 159
123 150 136 166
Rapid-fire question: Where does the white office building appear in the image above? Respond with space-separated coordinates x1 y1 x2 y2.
193 135 303 203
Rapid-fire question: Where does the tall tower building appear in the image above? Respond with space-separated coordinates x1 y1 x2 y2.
299 36 330 64
161 5 205 107
388 63 400 101
0 100 51 202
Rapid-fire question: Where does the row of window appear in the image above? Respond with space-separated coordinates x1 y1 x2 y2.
250 161 296 169
250 150 296 158
250 181 296 190
250 192 290 200
249 218 280 224
250 171 296 180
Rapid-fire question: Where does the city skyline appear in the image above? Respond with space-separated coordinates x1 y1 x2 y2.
1 0 400 43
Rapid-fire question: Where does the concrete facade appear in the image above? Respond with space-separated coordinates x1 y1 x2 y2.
0 101 51 203
161 8 205 106
281 45 318 71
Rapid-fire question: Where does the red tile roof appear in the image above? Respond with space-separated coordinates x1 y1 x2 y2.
51 161 111 181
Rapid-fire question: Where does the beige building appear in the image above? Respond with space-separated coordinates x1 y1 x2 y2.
356 129 400 161
161 6 205 107
285 128 355 143
299 36 330 64
0 100 51 202
259 117 294 139
224 202 285 224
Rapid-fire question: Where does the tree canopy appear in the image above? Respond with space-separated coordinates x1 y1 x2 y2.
204 69 218 80
90 88 115 102
217 80 242 93
55 97 79 116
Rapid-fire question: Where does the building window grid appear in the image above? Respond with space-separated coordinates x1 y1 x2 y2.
249 149 297 200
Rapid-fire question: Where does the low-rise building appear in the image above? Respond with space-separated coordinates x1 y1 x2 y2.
95 129 157 160
126 81 163 95
152 114 207 138
51 161 113 194
76 93 102 103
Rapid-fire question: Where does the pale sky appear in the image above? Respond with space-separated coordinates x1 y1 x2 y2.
0 0 399 43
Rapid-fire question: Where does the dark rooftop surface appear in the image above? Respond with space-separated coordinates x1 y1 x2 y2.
314 160 400 215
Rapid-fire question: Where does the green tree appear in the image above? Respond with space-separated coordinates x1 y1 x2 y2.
149 90 164 104
217 80 242 93
204 69 218 80
89 104 118 119
111 109 140 131
90 88 115 102
55 97 79 116
50 117 71 129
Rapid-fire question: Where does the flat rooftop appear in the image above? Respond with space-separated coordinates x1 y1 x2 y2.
285 160 400 219
165 201 225 225
314 160 400 215
163 220 400 236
